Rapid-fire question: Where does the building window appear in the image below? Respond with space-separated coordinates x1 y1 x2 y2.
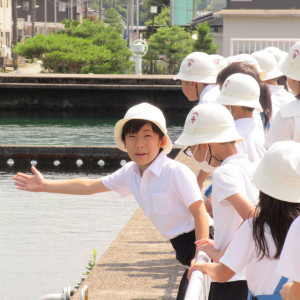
58 2 66 12
22 1 30 11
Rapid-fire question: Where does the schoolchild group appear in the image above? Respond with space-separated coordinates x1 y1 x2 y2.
13 42 300 300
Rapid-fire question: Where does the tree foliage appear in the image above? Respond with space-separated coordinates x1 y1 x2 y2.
13 19 133 74
104 7 124 34
193 22 218 54
146 26 194 74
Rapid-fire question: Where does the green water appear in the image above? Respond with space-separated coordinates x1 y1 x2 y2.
0 112 185 146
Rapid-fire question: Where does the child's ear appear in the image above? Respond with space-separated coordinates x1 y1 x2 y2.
123 140 127 150
160 136 167 148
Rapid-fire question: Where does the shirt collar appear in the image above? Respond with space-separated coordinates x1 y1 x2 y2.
199 84 215 102
133 151 167 177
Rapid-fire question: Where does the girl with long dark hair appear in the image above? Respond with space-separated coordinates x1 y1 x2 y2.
188 141 300 299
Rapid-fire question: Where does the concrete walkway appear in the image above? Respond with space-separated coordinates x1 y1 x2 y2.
72 150 211 300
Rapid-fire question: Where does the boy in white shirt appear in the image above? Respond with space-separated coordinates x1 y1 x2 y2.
176 103 259 300
215 73 266 162
265 41 300 148
13 102 209 300
174 52 219 104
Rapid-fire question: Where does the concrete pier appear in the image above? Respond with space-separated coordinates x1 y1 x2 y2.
0 74 194 115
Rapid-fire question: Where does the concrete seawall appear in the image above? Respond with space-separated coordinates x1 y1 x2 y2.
0 74 194 115
71 150 211 300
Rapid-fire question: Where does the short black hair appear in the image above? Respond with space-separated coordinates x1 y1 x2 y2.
121 119 165 142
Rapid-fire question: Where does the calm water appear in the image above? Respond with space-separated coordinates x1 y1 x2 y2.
0 113 185 300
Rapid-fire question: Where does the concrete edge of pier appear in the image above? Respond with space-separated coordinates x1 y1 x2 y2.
71 150 211 300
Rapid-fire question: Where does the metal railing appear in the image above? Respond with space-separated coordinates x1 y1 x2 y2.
230 38 300 55
185 252 211 300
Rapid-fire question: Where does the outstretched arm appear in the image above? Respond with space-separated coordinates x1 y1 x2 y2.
13 166 110 195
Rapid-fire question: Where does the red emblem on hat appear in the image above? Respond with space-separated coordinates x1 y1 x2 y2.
293 50 300 59
216 59 220 65
187 59 194 67
224 79 230 88
191 112 199 124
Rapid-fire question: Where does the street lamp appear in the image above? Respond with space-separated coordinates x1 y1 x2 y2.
150 6 157 74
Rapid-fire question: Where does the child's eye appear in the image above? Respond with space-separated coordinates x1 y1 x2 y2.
145 134 152 138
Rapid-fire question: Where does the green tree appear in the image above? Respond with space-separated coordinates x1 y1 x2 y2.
105 7 124 34
193 22 218 54
13 19 133 74
146 26 194 74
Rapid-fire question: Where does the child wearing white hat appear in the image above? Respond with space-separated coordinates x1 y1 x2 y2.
216 73 265 162
265 41 300 148
13 102 210 300
277 215 300 300
174 52 220 104
251 50 295 127
176 103 259 300
188 141 300 299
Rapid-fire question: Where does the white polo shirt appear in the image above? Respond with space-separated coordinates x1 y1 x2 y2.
277 216 300 282
265 100 300 148
235 118 266 162
102 152 203 240
199 84 220 104
211 154 259 282
221 219 282 296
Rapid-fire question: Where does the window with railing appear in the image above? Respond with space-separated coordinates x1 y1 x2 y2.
22 1 30 12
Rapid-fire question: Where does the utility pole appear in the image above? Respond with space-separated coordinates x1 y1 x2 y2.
99 0 102 21
54 0 57 32
31 0 36 37
84 0 88 19
44 0 47 34
136 0 139 39
170 0 174 25
12 0 18 70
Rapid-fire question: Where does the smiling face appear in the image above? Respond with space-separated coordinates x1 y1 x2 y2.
123 122 166 175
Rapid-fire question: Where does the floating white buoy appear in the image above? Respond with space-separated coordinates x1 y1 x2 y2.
7 158 14 166
54 160 61 166
31 160 38 166
120 159 127 166
76 159 83 167
97 159 105 166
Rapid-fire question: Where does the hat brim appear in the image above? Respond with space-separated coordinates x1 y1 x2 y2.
175 128 243 146
279 58 300 81
114 117 172 155
216 94 263 111
252 159 300 203
263 69 284 81
173 72 216 84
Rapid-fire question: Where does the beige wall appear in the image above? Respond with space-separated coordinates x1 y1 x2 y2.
0 1 12 47
222 16 300 57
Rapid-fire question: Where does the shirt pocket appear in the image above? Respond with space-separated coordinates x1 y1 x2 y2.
152 192 172 215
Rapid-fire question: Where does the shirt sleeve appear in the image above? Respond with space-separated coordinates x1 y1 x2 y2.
277 217 300 282
172 164 203 208
212 166 241 206
101 165 132 197
220 219 255 274
265 110 293 148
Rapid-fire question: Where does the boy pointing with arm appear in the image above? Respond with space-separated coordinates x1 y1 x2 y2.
14 103 209 299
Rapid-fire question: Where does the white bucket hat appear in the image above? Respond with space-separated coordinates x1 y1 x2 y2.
216 73 262 111
252 141 300 203
209 54 228 72
251 50 283 81
174 52 217 84
114 103 172 154
279 41 300 81
228 53 266 79
175 103 243 146
264 46 287 63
